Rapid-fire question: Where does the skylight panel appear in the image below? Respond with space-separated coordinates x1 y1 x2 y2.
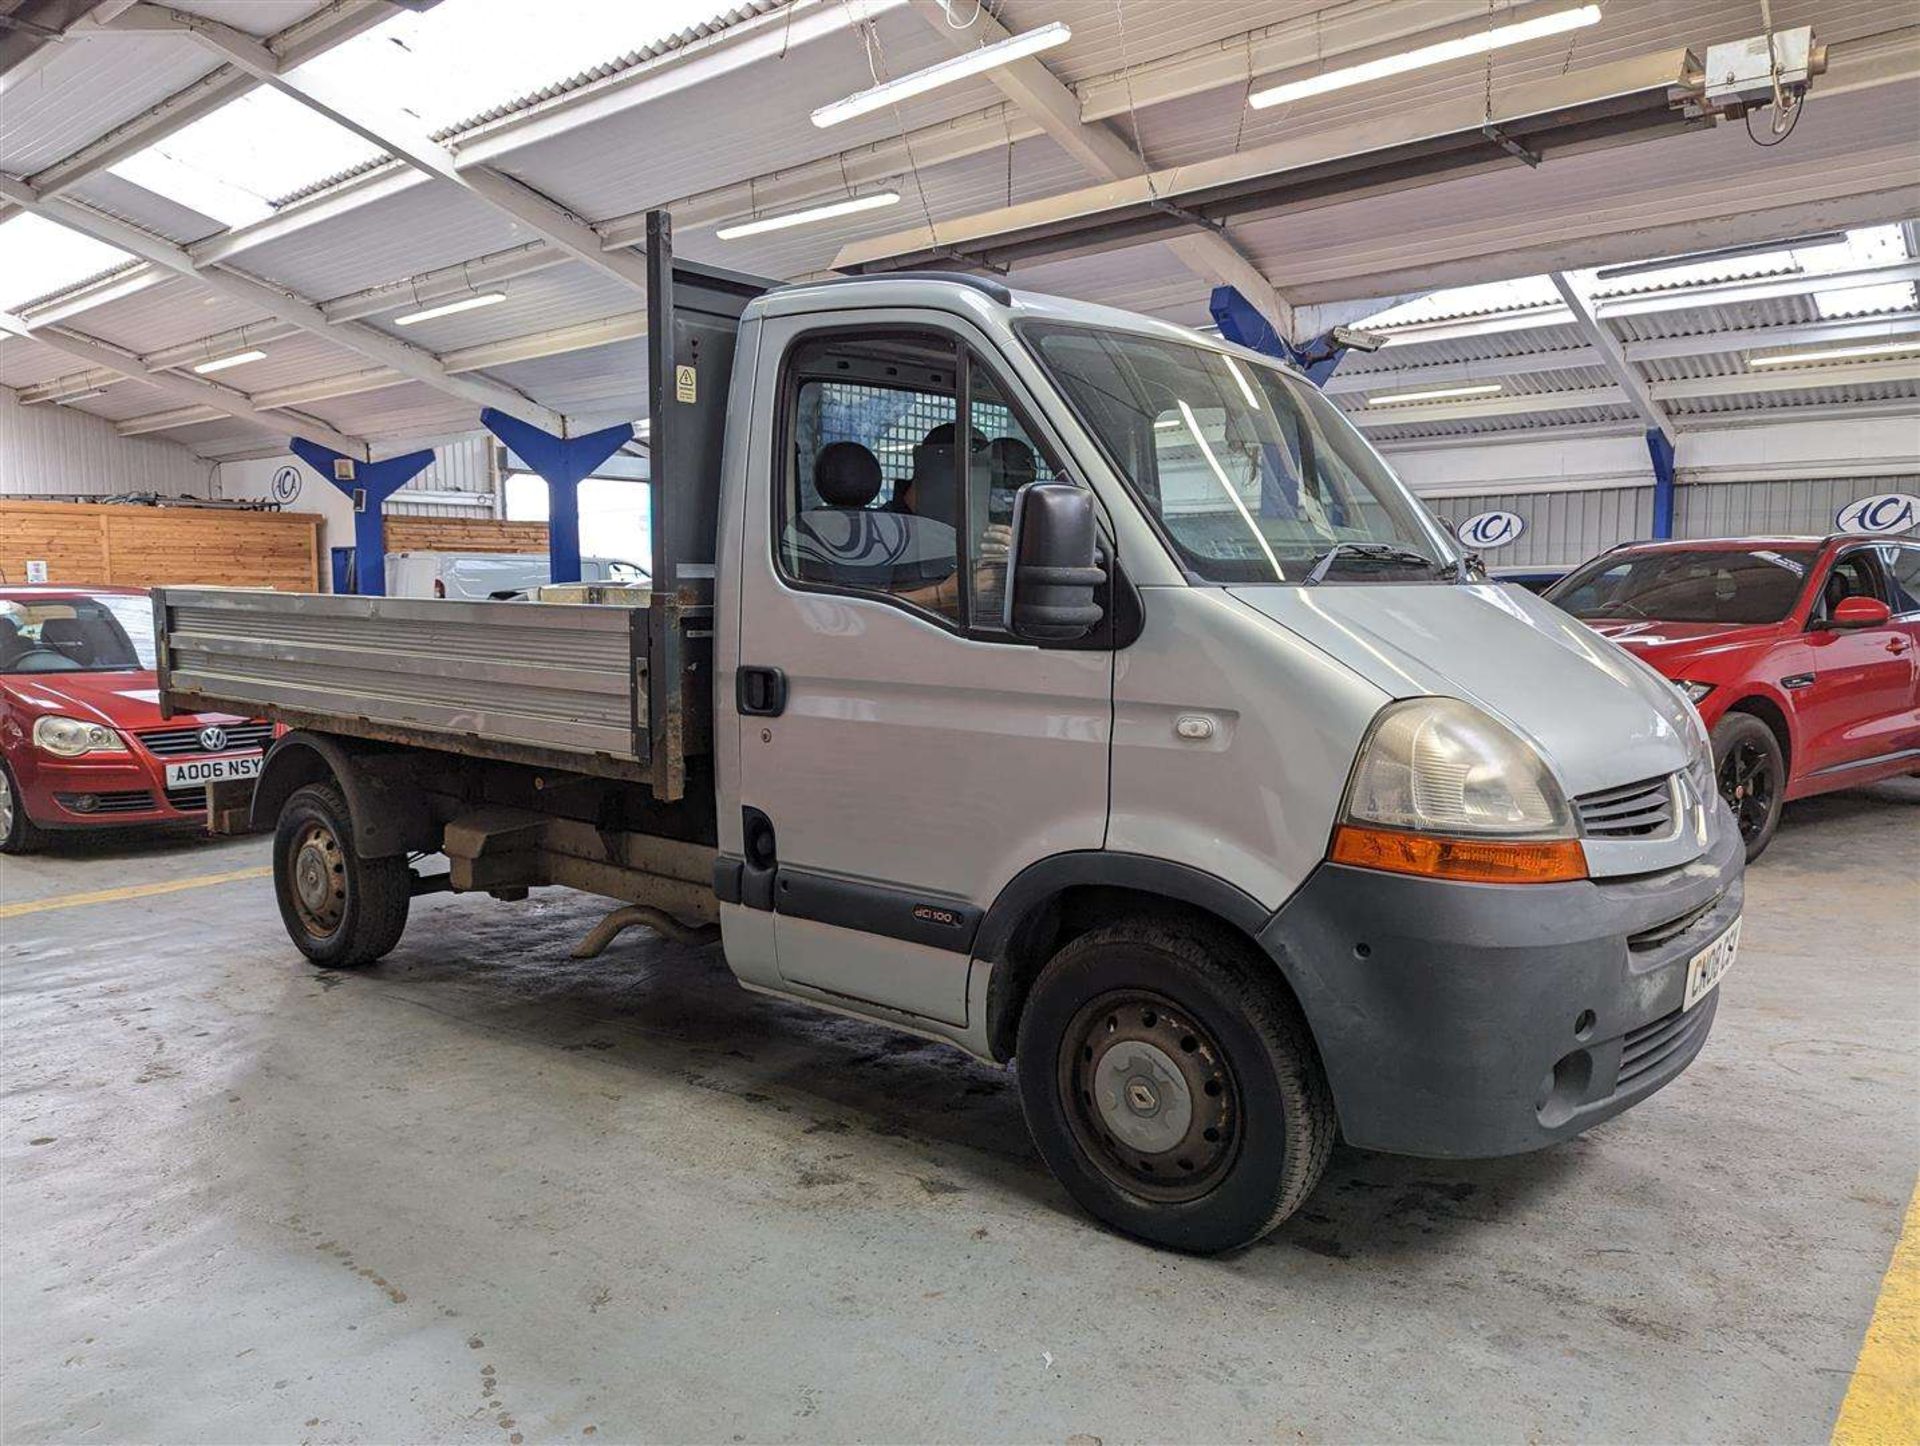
292 0 732 137
108 88 384 223
1813 281 1919 319
1592 224 1911 298
1355 277 1562 330
109 147 276 231
98 0 745 213
0 214 135 313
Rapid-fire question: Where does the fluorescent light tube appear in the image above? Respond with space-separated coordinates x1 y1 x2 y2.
812 22 1071 128
1249 5 1602 109
1366 382 1505 405
192 349 267 374
1748 338 1920 367
393 291 508 326
715 191 901 240
52 389 108 405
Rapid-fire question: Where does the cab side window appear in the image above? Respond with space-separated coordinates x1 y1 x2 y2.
779 333 962 622
1877 543 1920 615
776 330 1073 635
1816 550 1889 621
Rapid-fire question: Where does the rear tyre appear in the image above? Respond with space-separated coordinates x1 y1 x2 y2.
1711 711 1785 862
0 759 47 855
1015 917 1336 1254
273 782 410 968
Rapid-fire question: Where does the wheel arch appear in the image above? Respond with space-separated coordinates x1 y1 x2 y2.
975 852 1306 1063
1720 692 1794 780
252 730 436 858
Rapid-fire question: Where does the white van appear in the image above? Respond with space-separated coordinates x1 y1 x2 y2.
383 551 650 600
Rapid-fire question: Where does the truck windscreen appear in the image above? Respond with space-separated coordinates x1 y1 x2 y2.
1022 322 1455 585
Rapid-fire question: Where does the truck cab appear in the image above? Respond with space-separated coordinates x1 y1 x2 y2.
158 223 1743 1253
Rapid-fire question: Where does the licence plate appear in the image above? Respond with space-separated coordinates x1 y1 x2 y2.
1683 917 1740 1011
163 753 262 788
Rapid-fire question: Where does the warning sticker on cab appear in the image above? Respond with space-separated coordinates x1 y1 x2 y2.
675 364 696 403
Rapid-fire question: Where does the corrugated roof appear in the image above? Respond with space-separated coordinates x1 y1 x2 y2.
269 1 787 207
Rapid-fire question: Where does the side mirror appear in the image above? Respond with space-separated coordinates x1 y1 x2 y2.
1005 482 1104 642
1825 595 1892 630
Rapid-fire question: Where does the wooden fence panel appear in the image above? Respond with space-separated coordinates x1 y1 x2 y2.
384 517 549 554
0 502 106 583
0 501 321 590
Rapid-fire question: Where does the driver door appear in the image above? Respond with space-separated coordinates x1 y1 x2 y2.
1795 545 1917 778
728 312 1112 1028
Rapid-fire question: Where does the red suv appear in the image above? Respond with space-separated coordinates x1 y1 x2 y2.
1 585 270 853
1546 536 1919 859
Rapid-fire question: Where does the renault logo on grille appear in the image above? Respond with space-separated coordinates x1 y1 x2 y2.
198 725 228 752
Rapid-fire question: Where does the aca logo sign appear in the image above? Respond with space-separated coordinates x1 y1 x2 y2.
270 465 303 503
1835 493 1920 536
1456 510 1526 549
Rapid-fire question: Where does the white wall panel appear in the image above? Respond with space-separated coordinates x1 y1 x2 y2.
0 386 212 498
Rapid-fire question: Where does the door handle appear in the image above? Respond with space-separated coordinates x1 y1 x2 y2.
737 665 787 717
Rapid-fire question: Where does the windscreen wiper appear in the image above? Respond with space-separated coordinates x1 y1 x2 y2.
1303 542 1441 585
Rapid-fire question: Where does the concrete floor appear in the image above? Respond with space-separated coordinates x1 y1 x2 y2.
3 782 1915 1445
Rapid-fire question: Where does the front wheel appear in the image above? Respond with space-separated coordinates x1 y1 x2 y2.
272 782 410 967
0 758 47 855
1711 711 1785 862
1015 918 1336 1254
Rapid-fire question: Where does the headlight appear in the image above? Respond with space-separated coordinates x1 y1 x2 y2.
1331 697 1585 883
32 716 128 757
1678 694 1715 801
1678 680 1714 704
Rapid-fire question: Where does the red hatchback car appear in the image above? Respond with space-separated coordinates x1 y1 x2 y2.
0 585 270 853
1546 535 1920 859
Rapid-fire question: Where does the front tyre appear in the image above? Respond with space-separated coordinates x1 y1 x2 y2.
1711 711 1785 862
0 758 48 854
272 782 410 967
1015 918 1336 1254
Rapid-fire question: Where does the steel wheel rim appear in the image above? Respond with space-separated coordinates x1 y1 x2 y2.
1719 739 1775 842
289 820 348 937
1058 989 1240 1203
0 769 13 838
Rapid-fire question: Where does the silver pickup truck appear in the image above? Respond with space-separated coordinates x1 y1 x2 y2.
157 211 1743 1253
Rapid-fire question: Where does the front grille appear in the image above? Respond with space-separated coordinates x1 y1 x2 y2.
1619 997 1715 1090
1629 895 1721 953
164 786 208 812
136 721 273 757
1576 775 1676 839
53 789 153 816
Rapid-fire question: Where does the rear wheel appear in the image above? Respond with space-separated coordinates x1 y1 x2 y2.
272 782 410 967
0 759 47 855
1015 918 1335 1254
1712 711 1785 862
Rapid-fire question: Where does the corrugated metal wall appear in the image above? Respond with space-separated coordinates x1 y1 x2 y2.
385 436 496 518
1674 474 1920 537
0 387 212 499
1422 475 1920 566
1422 486 1653 567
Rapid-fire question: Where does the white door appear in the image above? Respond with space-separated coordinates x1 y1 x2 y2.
732 314 1112 1026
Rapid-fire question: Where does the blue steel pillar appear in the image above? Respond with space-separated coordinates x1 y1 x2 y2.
290 440 434 595
1209 285 1349 386
480 409 635 585
1645 427 1677 540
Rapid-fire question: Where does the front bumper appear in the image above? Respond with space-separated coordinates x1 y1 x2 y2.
17 750 229 829
1259 813 1744 1158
